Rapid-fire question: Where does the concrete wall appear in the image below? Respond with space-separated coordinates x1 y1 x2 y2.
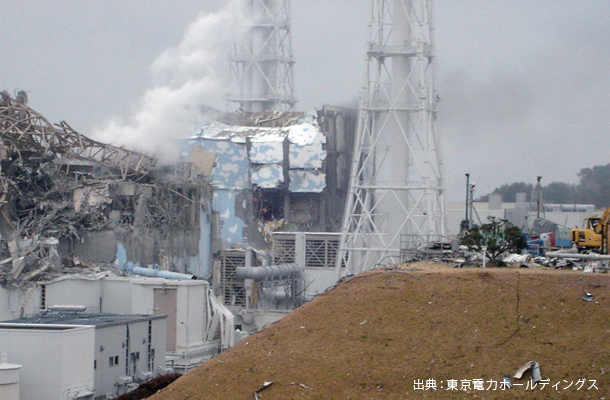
96 324 128 397
57 191 214 279
44 278 103 313
319 106 357 232
101 279 134 315
67 231 118 263
0 324 95 400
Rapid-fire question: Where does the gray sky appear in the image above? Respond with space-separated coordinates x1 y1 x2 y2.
1 0 609 201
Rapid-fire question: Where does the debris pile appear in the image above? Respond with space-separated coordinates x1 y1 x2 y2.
444 244 610 273
0 91 212 286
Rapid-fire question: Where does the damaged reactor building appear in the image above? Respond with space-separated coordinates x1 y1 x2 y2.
186 107 357 314
0 88 357 375
0 89 356 289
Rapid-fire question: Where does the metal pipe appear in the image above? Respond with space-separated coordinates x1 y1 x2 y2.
235 263 302 281
262 287 291 301
131 266 197 280
545 251 610 261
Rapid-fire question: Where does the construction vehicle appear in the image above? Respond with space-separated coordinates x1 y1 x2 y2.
570 208 610 253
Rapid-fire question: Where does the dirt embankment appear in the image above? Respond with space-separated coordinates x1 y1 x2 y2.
150 263 610 399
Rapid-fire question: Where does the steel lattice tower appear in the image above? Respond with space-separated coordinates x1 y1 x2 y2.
336 0 446 277
228 0 296 112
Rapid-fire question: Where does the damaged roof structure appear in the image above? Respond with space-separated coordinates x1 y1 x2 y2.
187 107 356 249
0 91 215 288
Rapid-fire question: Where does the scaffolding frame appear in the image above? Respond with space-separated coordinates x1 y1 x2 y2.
336 0 446 277
228 0 296 112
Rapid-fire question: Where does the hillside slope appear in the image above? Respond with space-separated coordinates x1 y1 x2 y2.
150 264 610 399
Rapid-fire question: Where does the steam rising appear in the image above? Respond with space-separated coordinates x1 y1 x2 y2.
92 0 242 164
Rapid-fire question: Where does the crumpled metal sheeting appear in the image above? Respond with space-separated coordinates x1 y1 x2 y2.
194 139 249 190
513 360 542 383
250 140 284 164
289 170 326 193
289 134 326 169
251 165 284 188
192 119 329 234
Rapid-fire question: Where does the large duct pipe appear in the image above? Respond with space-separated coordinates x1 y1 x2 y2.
131 266 197 280
235 263 302 281
262 286 292 301
545 251 610 261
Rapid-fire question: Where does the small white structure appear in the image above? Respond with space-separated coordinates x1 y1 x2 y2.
0 323 95 400
0 355 22 400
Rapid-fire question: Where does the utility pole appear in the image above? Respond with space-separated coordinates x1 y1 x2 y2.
465 173 470 227
535 176 542 219
228 0 296 112
336 0 446 277
468 181 476 229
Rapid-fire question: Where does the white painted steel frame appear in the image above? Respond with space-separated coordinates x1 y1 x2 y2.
336 0 446 277
228 0 296 112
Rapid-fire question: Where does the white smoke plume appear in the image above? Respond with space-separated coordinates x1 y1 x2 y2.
92 0 243 164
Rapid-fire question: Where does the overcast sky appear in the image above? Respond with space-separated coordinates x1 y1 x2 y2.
1 0 608 201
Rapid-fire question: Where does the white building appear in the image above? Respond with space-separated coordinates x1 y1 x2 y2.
39 274 232 373
0 322 96 400
0 311 166 399
446 194 597 240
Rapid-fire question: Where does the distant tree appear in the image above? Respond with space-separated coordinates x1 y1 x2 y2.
576 164 610 208
459 217 527 264
543 182 577 204
480 163 610 207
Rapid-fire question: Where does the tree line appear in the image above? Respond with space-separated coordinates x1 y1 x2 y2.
477 163 610 209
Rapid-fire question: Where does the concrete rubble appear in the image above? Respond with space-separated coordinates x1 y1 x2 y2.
0 91 214 288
